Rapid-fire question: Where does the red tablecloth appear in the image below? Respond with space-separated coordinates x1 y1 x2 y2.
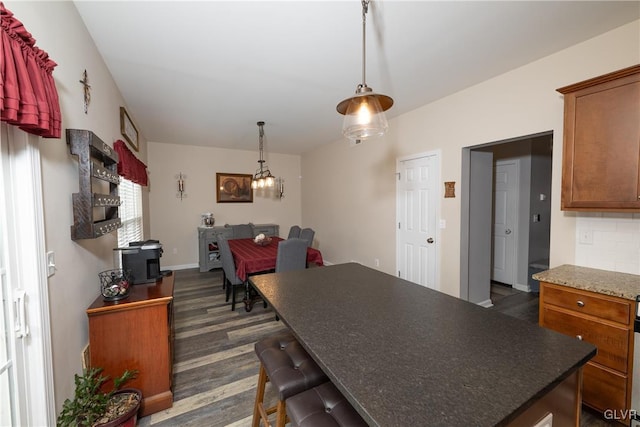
228 237 324 281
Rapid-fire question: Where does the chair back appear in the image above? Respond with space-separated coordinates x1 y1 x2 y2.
287 225 301 239
217 235 243 285
275 238 308 273
232 223 254 239
300 228 315 247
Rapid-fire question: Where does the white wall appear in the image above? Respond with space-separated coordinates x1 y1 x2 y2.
147 142 301 268
5 1 148 412
302 20 640 297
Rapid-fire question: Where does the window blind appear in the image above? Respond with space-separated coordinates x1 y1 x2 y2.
117 178 142 247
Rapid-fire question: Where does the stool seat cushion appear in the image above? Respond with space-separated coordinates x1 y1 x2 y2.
286 382 368 427
255 332 328 401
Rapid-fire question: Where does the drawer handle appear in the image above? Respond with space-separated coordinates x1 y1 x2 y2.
576 335 583 340
576 300 585 307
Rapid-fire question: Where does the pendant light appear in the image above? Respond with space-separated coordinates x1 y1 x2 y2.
336 0 393 141
251 121 275 190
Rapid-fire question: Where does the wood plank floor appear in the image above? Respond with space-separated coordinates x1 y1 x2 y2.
138 268 286 427
138 269 619 427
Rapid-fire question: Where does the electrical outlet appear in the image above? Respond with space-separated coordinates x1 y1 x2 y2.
578 230 593 245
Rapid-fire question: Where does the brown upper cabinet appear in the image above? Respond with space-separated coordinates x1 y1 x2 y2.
557 65 640 212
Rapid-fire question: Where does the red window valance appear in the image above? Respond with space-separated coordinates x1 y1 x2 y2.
0 2 61 138
114 140 148 186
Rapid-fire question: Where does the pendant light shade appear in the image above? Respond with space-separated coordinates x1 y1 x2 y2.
337 0 393 141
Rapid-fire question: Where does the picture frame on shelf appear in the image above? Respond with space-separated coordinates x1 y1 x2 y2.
216 173 253 203
120 107 138 151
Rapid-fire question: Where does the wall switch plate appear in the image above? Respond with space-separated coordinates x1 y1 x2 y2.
46 251 55 277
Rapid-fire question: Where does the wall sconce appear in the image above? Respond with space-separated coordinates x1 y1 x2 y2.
176 172 187 200
277 177 285 199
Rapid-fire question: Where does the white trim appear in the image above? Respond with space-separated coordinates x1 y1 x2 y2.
513 283 531 293
5 126 55 426
477 299 494 308
163 263 199 271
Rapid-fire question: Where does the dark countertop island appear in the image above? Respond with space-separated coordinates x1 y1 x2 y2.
249 263 596 427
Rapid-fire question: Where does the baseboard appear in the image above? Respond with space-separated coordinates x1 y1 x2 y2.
513 283 531 293
163 263 199 271
476 299 494 308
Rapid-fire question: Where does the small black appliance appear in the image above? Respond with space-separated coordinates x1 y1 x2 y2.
115 240 163 284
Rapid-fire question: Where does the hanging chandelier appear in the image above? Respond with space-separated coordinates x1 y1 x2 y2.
336 0 393 141
251 121 275 189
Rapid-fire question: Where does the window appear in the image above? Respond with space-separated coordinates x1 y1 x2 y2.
118 178 143 247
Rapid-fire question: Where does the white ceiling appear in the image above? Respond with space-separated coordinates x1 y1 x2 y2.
73 1 640 155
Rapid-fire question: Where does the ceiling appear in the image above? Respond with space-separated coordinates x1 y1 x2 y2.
73 1 640 155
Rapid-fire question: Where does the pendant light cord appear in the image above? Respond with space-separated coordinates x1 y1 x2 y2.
361 0 369 88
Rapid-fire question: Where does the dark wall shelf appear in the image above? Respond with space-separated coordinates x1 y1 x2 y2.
67 129 122 240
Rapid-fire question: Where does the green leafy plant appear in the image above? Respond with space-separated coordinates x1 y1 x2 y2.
57 367 139 427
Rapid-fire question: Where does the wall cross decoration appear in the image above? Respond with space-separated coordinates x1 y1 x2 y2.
79 69 91 114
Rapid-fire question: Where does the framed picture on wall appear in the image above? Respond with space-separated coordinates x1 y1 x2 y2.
216 173 253 203
120 107 139 151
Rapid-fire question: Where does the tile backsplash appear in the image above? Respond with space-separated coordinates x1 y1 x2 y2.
575 213 640 275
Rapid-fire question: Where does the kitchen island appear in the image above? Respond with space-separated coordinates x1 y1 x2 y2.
249 263 596 426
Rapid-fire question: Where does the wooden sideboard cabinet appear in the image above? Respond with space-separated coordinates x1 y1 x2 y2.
87 272 175 417
198 223 279 272
557 64 640 212
539 282 635 422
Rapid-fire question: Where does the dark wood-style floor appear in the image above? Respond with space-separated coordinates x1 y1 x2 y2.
137 269 619 426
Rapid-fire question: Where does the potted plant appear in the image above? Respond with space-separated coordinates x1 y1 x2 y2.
57 367 141 427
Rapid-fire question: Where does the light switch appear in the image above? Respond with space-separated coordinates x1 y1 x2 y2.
46 251 55 277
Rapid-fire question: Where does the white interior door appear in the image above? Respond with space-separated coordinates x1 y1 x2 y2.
492 160 518 285
397 153 439 289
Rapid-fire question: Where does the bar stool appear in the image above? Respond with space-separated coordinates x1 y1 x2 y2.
253 332 328 427
286 382 369 427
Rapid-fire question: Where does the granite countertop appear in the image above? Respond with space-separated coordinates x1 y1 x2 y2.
250 263 596 427
532 264 640 300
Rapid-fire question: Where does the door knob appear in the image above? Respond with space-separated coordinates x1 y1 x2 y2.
427 238 434 244
505 229 512 235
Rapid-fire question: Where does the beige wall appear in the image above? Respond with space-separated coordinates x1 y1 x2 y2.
6 1 149 411
147 142 301 268
302 20 640 297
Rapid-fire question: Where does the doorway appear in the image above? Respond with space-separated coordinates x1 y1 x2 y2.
460 132 553 305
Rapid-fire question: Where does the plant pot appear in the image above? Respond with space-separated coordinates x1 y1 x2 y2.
97 388 142 427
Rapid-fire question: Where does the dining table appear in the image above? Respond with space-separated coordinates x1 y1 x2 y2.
248 262 596 427
227 236 324 311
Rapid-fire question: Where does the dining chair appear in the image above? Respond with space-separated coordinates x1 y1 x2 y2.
217 234 245 311
299 228 315 247
231 223 254 239
275 238 308 273
287 225 301 239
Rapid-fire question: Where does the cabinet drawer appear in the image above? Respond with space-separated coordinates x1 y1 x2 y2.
542 284 631 324
582 362 627 413
542 307 629 373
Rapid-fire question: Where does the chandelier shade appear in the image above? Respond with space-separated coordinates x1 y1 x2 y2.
337 0 393 141
251 121 275 190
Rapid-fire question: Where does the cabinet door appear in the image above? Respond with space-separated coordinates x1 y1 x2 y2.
559 66 640 211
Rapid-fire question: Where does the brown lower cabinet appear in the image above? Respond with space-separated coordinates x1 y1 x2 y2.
87 272 175 417
539 281 634 425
